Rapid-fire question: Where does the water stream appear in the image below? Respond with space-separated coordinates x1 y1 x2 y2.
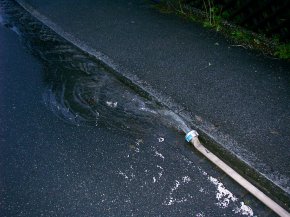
0 0 191 136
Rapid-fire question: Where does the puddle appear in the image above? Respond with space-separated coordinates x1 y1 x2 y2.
0 0 191 135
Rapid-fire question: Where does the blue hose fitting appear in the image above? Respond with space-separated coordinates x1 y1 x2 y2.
185 130 199 142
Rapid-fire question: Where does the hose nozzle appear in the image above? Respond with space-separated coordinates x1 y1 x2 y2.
185 130 199 142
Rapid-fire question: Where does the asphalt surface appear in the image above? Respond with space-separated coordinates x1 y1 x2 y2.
13 0 290 202
0 7 277 216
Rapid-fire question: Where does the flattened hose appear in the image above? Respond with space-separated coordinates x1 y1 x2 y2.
185 130 290 217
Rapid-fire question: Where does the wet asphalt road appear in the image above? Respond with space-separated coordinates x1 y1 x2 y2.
15 0 290 197
0 3 275 216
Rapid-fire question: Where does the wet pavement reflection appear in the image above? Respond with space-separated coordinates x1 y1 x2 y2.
0 1 275 216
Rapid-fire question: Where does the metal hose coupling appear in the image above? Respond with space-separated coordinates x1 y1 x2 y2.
185 130 199 142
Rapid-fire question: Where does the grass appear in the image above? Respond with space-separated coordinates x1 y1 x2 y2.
152 0 290 60
274 43 290 59
201 1 222 31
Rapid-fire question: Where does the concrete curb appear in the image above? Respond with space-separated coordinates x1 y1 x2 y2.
14 0 290 211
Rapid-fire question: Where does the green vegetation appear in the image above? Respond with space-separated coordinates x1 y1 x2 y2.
231 30 252 43
201 1 222 31
274 43 290 59
152 0 290 60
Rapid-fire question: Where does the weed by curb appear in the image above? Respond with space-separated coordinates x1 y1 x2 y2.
152 0 290 60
